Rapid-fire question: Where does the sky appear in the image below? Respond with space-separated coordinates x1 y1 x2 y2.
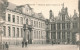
8 0 78 19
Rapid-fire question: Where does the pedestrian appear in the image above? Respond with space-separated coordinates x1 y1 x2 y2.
22 41 24 48
3 42 5 50
5 42 9 50
52 41 53 45
25 42 27 47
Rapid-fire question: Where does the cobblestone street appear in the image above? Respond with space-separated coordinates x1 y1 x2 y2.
9 44 79 50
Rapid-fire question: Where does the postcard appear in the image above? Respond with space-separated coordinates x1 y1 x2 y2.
0 0 79 50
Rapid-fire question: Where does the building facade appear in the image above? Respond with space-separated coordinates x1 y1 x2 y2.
47 5 79 44
2 2 46 45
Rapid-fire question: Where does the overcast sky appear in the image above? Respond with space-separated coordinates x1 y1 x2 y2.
8 0 78 19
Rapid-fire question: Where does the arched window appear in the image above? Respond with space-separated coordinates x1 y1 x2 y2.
26 19 28 24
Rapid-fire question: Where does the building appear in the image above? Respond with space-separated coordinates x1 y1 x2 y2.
47 5 79 44
2 2 46 45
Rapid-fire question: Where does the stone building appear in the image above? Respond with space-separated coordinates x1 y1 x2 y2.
2 2 46 45
46 5 79 44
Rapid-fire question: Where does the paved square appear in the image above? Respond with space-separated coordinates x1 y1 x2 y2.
9 44 79 50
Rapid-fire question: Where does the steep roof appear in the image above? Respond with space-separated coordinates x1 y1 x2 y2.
7 2 17 11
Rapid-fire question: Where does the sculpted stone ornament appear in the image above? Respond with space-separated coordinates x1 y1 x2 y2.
0 0 8 50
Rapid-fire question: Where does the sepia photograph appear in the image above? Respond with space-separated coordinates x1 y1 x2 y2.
0 0 80 50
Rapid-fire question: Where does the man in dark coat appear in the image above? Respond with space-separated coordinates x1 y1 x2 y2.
5 42 9 50
22 41 24 48
25 42 27 47
52 41 54 45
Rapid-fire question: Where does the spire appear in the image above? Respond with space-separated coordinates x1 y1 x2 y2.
74 10 76 14
62 3 64 8
49 10 54 20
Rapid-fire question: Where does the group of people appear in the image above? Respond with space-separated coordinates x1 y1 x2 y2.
22 41 28 48
3 42 9 50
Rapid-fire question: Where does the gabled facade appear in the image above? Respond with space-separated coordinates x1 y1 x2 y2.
48 6 79 44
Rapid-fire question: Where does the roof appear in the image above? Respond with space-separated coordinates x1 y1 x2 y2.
7 2 17 11
7 2 46 21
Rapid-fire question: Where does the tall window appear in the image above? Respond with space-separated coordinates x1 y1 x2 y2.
57 32 61 39
62 23 65 29
17 28 19 37
20 17 23 24
62 32 65 40
73 22 78 28
26 19 28 24
8 14 11 22
51 24 56 31
12 15 15 22
31 20 33 26
21 28 23 37
8 26 11 37
34 30 36 38
62 14 65 21
13 27 15 37
39 31 40 39
17 16 19 24
51 32 56 39
39 22 40 28
34 21 36 27
67 23 70 29
67 32 70 38
57 23 60 30
3 26 6 36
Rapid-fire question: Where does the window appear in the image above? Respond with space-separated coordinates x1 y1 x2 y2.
39 31 40 39
12 15 15 22
8 14 11 21
51 32 56 39
51 24 56 31
17 28 19 37
34 21 36 27
3 26 6 36
67 32 70 38
39 22 40 28
31 20 33 26
73 22 78 28
21 28 23 37
26 19 28 24
57 32 61 39
57 23 60 30
62 14 65 21
20 17 23 24
67 23 70 29
17 16 19 24
34 30 36 38
8 26 11 37
62 32 65 40
13 27 15 37
62 23 65 29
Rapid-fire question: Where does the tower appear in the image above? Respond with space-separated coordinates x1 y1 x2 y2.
49 10 54 21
